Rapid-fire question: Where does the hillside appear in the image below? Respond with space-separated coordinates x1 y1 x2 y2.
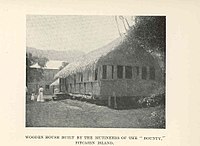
26 47 85 62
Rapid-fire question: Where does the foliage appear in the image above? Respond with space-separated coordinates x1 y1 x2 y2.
138 105 165 128
38 57 49 68
26 53 37 68
126 16 166 71
128 16 166 53
26 53 49 85
138 93 165 108
59 61 69 71
26 53 36 84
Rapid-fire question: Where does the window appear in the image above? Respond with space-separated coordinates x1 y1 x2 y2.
59 78 65 92
84 83 86 93
79 83 81 92
149 67 155 80
142 67 147 80
60 78 65 85
125 66 132 79
136 66 139 76
95 68 98 80
74 74 76 84
111 65 114 79
80 73 83 82
45 85 50 90
91 82 93 91
86 71 90 81
70 83 72 92
65 78 68 91
117 65 123 79
74 84 76 92
102 65 107 79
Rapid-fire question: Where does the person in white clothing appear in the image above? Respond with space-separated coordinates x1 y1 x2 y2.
31 92 35 101
37 86 44 102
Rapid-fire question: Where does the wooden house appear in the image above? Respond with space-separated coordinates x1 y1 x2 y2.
54 37 164 108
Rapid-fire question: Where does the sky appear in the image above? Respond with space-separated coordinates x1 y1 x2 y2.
26 15 134 53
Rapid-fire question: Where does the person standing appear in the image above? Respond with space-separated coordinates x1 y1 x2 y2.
31 92 35 101
37 86 44 102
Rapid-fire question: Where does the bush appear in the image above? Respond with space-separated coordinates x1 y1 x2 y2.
138 93 165 108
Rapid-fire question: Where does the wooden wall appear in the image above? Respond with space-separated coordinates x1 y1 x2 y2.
61 45 164 99
97 46 164 98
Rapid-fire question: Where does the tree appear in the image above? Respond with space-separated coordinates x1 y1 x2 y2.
38 57 49 68
126 16 166 71
26 53 38 85
26 53 49 85
59 61 69 71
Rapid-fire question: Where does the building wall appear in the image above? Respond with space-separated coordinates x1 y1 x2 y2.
63 72 101 96
60 45 164 99
100 79 161 98
97 46 164 98
27 68 59 95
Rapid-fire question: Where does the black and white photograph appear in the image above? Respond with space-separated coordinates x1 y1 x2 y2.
26 15 166 128
2 0 200 146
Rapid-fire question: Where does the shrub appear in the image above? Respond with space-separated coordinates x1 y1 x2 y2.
138 93 165 108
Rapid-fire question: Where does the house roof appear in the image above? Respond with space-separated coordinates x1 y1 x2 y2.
50 78 59 86
54 37 124 79
30 60 64 70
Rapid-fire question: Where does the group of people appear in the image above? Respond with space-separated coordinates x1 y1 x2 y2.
31 86 45 102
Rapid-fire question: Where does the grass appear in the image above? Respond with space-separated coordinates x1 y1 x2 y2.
26 97 165 128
